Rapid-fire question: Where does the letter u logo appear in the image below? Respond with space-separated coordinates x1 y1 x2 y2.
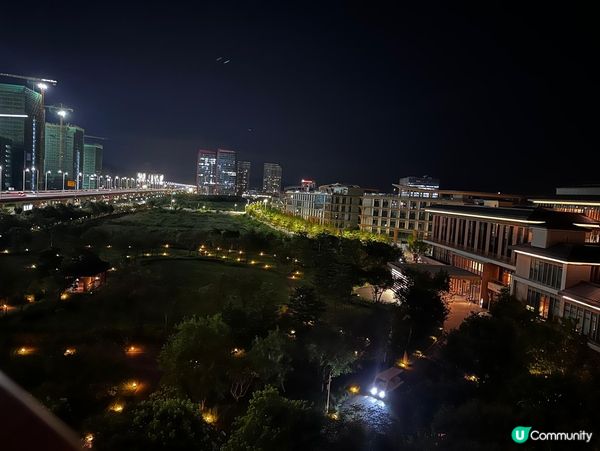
512 426 532 444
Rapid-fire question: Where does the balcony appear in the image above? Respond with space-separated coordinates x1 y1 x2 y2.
425 238 516 269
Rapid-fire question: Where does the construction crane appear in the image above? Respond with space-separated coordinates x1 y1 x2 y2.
84 135 107 140
0 72 57 87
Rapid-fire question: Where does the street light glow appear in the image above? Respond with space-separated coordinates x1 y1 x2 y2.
57 110 67 118
37 82 49 91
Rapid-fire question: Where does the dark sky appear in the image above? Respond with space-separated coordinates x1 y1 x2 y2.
2 1 598 194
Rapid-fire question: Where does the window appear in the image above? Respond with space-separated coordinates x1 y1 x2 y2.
529 258 563 289
390 220 396 228
373 209 379 217
526 288 559 319
374 200 380 207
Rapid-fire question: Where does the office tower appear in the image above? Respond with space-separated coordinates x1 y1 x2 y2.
263 162 282 194
0 83 43 189
82 142 103 188
236 160 251 195
197 150 217 194
216 149 236 195
44 122 84 189
0 137 12 190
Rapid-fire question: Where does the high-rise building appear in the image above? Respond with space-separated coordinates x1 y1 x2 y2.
0 137 12 190
196 150 217 194
263 162 282 194
236 160 251 195
44 122 84 189
0 83 43 190
216 149 237 195
82 142 103 189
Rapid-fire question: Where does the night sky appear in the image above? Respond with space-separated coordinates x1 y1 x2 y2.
2 1 598 194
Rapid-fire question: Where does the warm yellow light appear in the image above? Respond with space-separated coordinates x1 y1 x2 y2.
348 385 360 394
264 264 270 269
260 252 264 256
60 293 69 300
16 347 34 356
250 260 256 264
464 374 479 383
109 402 124 413
201 409 217 424
64 348 77 356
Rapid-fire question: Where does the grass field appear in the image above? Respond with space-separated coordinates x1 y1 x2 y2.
0 209 294 429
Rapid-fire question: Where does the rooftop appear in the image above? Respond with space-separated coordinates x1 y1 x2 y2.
559 282 600 310
512 243 600 265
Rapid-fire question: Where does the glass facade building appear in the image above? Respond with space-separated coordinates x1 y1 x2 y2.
196 150 217 194
236 160 251 195
82 142 103 188
44 122 84 189
0 83 43 189
263 162 282 194
216 149 237 195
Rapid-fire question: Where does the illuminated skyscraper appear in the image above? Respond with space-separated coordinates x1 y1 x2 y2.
82 141 103 188
44 122 84 189
196 149 217 194
216 149 236 195
263 162 282 194
0 83 43 189
236 160 251 195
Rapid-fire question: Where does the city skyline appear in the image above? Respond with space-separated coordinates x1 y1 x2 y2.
2 3 598 194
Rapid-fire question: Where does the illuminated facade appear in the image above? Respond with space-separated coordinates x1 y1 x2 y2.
284 183 364 230
216 149 236 195
263 162 282 194
425 204 600 338
512 220 600 348
0 83 43 190
235 160 251 195
0 137 12 189
44 122 84 189
196 150 217 194
360 183 524 243
82 142 103 189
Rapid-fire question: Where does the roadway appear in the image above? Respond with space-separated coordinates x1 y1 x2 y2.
0 188 168 204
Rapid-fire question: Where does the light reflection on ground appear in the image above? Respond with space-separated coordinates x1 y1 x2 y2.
339 395 396 434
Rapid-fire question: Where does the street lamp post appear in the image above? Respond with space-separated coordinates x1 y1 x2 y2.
45 171 51 191
58 170 67 191
77 172 82 190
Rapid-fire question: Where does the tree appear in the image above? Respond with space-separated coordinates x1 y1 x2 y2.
406 232 429 262
395 268 449 341
287 286 326 327
307 328 358 413
158 315 233 403
248 328 292 390
223 386 322 451
363 265 394 303
94 389 219 451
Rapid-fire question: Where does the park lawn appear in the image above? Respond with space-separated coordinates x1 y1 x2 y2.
0 257 292 429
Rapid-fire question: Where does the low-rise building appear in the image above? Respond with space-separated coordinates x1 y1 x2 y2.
424 204 600 348
283 182 364 230
360 182 524 243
